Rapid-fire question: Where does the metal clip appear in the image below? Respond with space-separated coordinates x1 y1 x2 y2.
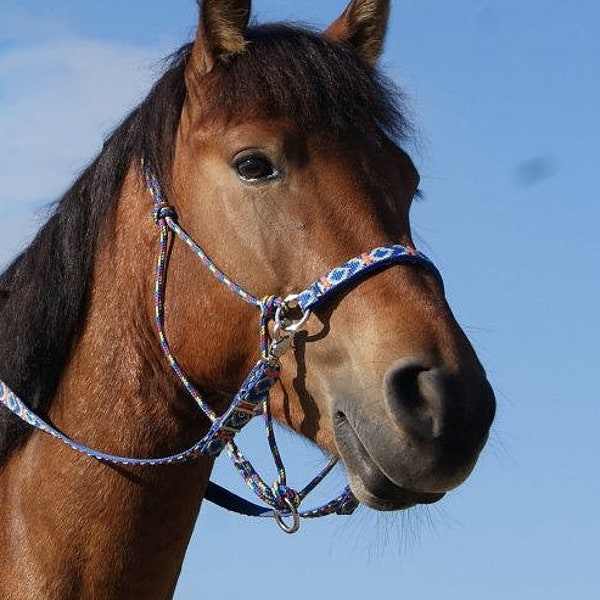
269 294 311 361
273 294 311 337
268 335 295 360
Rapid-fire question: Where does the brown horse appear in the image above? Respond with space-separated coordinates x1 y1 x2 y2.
0 0 495 598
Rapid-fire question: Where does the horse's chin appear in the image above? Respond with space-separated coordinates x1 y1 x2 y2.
334 411 445 511
348 473 445 511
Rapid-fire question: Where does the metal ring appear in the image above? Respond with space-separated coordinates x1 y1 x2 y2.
274 297 311 340
286 308 311 333
282 293 300 305
274 496 301 534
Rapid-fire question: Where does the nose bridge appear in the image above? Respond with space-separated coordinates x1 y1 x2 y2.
343 263 455 365
297 238 490 404
299 257 451 397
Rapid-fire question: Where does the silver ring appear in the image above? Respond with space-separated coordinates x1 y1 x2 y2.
274 496 301 534
274 297 311 339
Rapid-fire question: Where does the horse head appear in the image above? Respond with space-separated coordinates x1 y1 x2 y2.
162 0 496 511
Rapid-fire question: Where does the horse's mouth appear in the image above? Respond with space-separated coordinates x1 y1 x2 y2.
334 411 445 511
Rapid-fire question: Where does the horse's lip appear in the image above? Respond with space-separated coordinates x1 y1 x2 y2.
334 411 445 511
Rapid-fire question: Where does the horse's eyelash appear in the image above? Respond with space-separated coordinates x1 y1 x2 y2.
414 188 425 201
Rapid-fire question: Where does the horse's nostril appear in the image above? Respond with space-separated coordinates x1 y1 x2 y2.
384 360 447 441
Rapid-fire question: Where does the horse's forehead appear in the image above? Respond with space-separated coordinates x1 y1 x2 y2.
190 114 332 161
209 118 299 144
184 35 405 150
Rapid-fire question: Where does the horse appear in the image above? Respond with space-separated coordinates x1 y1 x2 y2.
0 0 495 597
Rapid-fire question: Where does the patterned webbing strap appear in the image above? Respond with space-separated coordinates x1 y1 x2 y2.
296 245 443 312
0 362 278 466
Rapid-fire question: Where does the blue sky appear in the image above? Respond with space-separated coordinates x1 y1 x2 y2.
1 1 599 598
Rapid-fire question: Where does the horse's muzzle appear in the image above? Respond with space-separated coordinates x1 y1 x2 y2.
333 357 496 509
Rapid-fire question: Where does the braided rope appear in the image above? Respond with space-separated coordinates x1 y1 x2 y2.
146 166 261 307
153 207 217 421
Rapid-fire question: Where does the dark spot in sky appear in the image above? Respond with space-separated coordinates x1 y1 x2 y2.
515 156 558 187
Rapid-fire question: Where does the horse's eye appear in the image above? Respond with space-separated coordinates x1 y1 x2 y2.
234 153 279 184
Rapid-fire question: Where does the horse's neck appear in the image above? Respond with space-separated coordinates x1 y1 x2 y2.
0 169 214 600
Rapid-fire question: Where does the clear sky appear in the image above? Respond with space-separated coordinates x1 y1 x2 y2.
1 1 599 598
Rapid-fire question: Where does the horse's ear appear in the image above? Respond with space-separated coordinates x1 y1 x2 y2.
188 0 251 76
324 0 390 66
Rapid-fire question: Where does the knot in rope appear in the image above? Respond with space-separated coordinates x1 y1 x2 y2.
152 202 177 224
273 482 301 513
259 295 282 319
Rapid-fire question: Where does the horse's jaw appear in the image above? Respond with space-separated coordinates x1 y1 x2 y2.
333 408 446 511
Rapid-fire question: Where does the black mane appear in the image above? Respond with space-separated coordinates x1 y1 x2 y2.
0 45 189 458
0 25 408 460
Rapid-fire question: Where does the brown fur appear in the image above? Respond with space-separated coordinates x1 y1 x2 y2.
0 2 494 597
0 170 215 598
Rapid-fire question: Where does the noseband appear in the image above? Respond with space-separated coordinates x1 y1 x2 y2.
0 161 443 534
